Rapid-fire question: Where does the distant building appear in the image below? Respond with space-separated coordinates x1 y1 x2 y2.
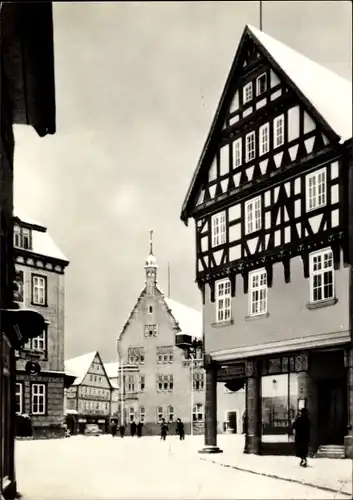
64 351 113 434
180 24 353 458
104 362 119 418
115 233 244 435
14 213 69 439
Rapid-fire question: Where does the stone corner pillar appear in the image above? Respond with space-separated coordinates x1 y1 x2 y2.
198 359 223 454
344 348 353 458
244 359 261 455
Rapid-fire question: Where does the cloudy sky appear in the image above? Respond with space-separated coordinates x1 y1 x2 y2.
13 1 352 362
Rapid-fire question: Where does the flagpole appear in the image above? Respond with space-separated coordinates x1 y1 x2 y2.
259 0 263 31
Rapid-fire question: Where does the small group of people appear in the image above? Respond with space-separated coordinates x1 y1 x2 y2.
160 417 185 440
110 420 144 438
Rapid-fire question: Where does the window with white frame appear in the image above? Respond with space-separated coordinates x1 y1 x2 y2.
233 138 242 168
245 196 262 235
139 375 145 392
139 406 145 423
127 375 136 393
256 73 267 96
157 406 163 423
249 269 268 316
245 131 255 162
144 324 158 337
16 382 23 414
128 347 145 364
32 331 46 352
14 226 31 250
167 405 174 422
129 407 135 422
306 168 327 211
193 372 204 391
31 275 46 306
211 211 226 247
156 374 173 392
215 279 231 323
274 115 284 148
310 249 334 302
243 83 253 104
192 403 204 422
156 346 173 364
31 383 46 415
259 123 269 155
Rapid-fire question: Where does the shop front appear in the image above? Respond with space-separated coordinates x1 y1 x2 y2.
244 346 352 457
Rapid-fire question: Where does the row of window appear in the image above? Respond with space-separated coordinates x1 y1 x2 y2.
125 372 204 393
125 375 145 393
80 400 109 412
128 404 204 424
80 386 110 399
127 345 175 365
14 270 47 306
16 382 45 415
243 73 268 105
212 167 328 245
231 114 284 168
88 374 104 384
215 248 335 322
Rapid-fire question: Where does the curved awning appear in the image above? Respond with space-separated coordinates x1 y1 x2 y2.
2 308 47 348
225 378 245 393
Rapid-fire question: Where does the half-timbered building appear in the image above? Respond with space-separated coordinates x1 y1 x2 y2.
181 25 353 458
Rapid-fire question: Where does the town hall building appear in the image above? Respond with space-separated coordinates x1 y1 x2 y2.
115 234 245 435
180 25 352 458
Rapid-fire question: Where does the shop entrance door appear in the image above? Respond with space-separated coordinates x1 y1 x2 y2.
318 378 346 445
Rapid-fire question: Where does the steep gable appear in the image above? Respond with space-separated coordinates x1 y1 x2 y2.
65 351 97 386
181 24 352 223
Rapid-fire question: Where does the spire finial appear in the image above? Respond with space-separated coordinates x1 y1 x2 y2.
149 230 153 255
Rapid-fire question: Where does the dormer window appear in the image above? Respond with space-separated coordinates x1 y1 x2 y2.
14 225 31 250
243 83 253 104
256 73 267 96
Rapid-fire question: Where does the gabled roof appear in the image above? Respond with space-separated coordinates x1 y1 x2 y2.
64 351 97 386
14 211 69 264
181 24 352 223
118 285 202 342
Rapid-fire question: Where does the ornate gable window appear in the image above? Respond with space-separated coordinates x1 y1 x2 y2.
14 225 31 250
211 211 226 247
233 138 242 167
273 114 284 148
306 168 327 212
245 196 262 235
256 73 267 96
309 248 334 303
259 123 269 156
245 131 256 162
243 82 253 104
144 324 158 337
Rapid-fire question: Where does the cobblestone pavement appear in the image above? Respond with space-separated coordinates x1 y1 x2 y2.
16 435 351 499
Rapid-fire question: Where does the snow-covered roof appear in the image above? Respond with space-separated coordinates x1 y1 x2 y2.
248 25 352 143
104 362 120 379
164 296 202 341
14 211 69 263
64 351 97 386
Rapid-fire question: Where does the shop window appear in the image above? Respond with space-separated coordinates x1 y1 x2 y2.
261 372 298 442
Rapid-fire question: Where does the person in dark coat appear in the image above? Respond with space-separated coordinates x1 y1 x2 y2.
242 411 248 435
292 408 311 467
110 420 117 437
136 421 143 438
160 418 168 440
176 418 185 440
119 423 125 438
130 420 137 437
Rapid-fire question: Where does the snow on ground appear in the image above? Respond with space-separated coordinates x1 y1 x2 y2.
16 435 348 500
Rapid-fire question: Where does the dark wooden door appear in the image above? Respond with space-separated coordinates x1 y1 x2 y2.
228 412 237 433
318 379 346 445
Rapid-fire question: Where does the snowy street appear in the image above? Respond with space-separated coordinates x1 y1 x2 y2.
16 435 350 500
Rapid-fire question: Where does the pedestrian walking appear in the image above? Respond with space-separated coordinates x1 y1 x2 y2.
292 408 311 467
176 418 185 440
110 420 117 437
160 418 168 441
119 423 125 438
130 420 137 437
136 421 143 438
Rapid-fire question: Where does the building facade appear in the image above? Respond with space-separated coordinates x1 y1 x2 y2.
14 214 69 439
1 2 56 497
115 235 244 436
65 351 113 434
180 25 353 457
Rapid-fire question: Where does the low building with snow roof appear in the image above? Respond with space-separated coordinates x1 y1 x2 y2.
13 212 70 439
112 233 244 436
64 351 113 434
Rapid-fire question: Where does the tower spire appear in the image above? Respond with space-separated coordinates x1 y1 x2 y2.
149 230 153 255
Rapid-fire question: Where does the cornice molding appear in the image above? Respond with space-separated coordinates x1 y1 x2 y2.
14 251 67 275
